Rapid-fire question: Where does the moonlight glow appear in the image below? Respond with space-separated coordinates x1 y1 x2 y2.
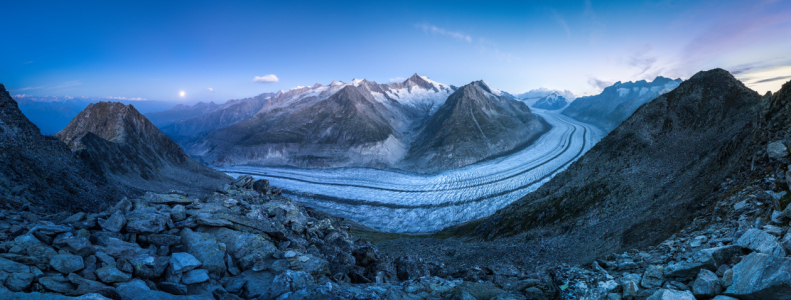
179 91 185 97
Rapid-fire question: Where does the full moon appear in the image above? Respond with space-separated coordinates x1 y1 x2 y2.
179 91 185 97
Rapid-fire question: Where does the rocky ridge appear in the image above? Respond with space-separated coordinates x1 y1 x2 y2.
532 92 568 111
55 102 231 196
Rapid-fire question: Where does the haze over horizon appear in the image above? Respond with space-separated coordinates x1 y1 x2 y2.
2 0 790 103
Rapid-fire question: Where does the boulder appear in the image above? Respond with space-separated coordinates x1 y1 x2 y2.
170 252 202 273
147 234 181 247
100 211 126 232
641 266 665 289
233 175 254 189
180 229 227 276
263 270 313 299
50 254 85 274
170 205 187 222
117 285 212 300
95 265 131 283
142 192 193 205
768 141 788 159
4 272 35 292
394 256 431 281
39 275 77 294
239 270 274 299
646 289 696 300
721 268 734 288
736 228 786 256
125 208 169 234
53 233 94 257
780 232 791 254
182 269 210 284
253 179 270 194
0 291 113 299
664 245 742 278
725 252 791 299
692 269 722 298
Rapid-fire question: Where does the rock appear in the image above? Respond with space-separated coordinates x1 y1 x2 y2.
28 225 72 236
253 179 270 194
117 285 211 300
50 254 85 274
147 234 181 247
690 236 707 247
240 270 275 299
4 272 35 292
142 192 193 205
116 258 134 273
721 268 733 288
68 274 120 299
39 275 76 294
170 252 202 273
646 289 696 300
181 269 209 284
222 277 247 294
170 205 187 222
664 245 742 278
125 208 169 234
736 228 786 256
725 252 791 299
100 211 126 233
641 266 665 288
95 265 131 283
233 175 254 189
53 233 94 257
780 232 791 254
394 256 430 281
768 141 788 159
712 296 740 300
263 270 313 299
621 273 641 299
180 229 227 276
692 269 722 298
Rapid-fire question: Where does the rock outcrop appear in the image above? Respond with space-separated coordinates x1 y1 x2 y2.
56 102 231 196
0 84 118 212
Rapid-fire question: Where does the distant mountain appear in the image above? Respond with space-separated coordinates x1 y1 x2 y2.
517 88 576 106
562 76 682 132
145 101 220 127
401 81 546 172
56 102 231 196
457 69 761 263
0 84 119 212
157 92 276 147
532 91 568 110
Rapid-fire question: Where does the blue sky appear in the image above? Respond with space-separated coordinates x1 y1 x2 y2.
2 0 790 103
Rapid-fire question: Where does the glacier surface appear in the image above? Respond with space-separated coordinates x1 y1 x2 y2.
218 110 604 234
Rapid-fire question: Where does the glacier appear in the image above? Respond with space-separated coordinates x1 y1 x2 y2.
218 109 604 234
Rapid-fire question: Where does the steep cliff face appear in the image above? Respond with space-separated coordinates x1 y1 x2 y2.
457 69 761 263
56 102 231 196
401 81 547 172
0 84 118 212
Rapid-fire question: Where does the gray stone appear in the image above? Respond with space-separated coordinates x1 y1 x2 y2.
125 208 169 234
170 205 187 222
142 192 193 205
240 270 275 299
39 275 76 293
621 273 641 299
95 265 131 283
50 254 85 274
0 290 114 299
28 225 72 236
53 233 94 257
4 272 35 292
736 228 786 256
147 234 181 247
180 228 226 276
182 269 209 284
721 268 733 288
641 266 665 288
100 211 126 232
222 277 247 294
263 270 313 299
156 282 188 295
768 141 788 159
117 285 213 300
780 232 791 254
69 275 120 299
646 289 696 300
170 252 202 273
664 245 742 278
692 269 722 298
725 252 791 299
115 278 149 291
712 296 740 300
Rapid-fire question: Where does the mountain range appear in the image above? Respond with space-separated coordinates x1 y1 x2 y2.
562 76 682 132
152 74 545 173
531 91 568 110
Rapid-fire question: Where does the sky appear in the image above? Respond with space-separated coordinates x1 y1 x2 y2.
2 0 790 103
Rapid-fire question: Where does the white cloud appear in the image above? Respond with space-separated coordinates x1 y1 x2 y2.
389 77 406 83
253 74 279 83
207 87 213 91
416 23 472 42
105 96 147 101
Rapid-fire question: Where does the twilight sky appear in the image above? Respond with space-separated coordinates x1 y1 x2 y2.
2 0 790 103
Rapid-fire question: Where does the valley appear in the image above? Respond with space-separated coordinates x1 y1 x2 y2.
217 109 604 233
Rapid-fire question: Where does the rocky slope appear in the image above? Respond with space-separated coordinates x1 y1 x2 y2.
0 84 119 213
562 76 682 132
158 92 276 147
55 102 231 196
401 81 547 172
532 91 568 110
450 69 762 264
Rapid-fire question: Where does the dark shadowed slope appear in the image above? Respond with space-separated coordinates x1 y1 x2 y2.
452 69 761 264
56 102 231 196
0 84 119 212
401 81 546 173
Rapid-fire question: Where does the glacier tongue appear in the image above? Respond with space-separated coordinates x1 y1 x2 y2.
218 110 604 234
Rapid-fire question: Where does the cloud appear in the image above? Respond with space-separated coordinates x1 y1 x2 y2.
753 75 791 84
389 77 405 83
416 23 472 42
588 77 614 90
13 80 82 92
253 74 279 83
551 10 571 36
105 96 147 101
626 44 659 77
207 87 213 91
